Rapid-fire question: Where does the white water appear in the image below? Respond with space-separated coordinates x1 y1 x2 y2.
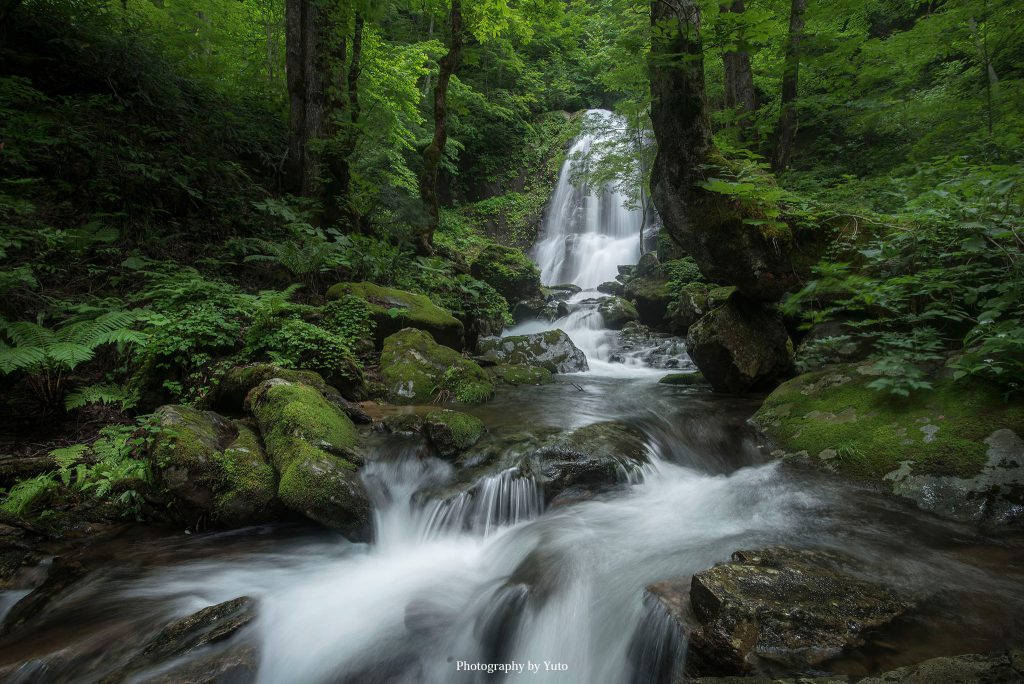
533 109 643 290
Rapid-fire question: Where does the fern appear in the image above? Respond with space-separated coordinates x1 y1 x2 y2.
64 383 137 410
0 472 57 515
0 310 149 409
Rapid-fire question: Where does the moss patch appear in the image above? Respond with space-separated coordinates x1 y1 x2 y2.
326 281 464 350
754 363 1024 479
487 363 553 386
213 421 276 525
379 328 493 405
469 244 542 305
424 409 486 458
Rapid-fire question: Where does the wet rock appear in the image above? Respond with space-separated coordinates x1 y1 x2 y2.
380 413 425 434
636 252 662 278
423 410 486 458
513 297 570 323
0 557 86 637
476 329 588 374
148 406 277 527
206 363 371 422
598 296 639 330
470 244 543 306
753 362 1024 529
597 280 624 296
103 597 257 684
327 281 464 350
857 649 1024 683
527 421 650 502
543 284 582 301
486 363 553 386
686 297 794 394
647 548 911 678
666 282 711 335
379 328 493 404
659 372 706 386
247 379 370 538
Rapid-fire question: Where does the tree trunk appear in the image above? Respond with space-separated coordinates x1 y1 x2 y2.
417 1 462 256
771 0 805 172
285 0 328 197
720 1 758 135
323 12 364 229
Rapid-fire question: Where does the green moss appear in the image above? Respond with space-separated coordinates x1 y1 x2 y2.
326 281 463 349
208 363 334 412
487 363 553 386
755 363 1024 479
247 380 359 468
379 328 493 404
470 244 542 305
213 422 276 522
424 409 486 457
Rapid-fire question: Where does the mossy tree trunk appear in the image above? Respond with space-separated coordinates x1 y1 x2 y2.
417 0 463 256
771 0 805 172
285 0 329 197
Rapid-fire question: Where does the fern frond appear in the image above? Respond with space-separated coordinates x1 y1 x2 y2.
65 384 136 410
0 343 47 373
3 320 54 348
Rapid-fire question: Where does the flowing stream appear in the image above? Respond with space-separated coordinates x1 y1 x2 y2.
2 111 1024 684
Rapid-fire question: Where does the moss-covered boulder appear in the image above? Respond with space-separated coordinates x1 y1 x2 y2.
326 281 464 350
526 421 650 503
512 297 570 323
487 363 553 386
246 379 370 538
646 548 911 678
470 244 542 305
476 329 588 373
597 296 638 330
624 274 672 328
753 363 1024 528
379 328 493 404
597 281 624 296
686 297 794 393
666 282 711 335
423 410 486 458
206 363 371 423
149 406 277 527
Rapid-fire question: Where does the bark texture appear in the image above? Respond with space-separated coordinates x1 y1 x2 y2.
720 1 758 135
771 0 806 172
285 0 328 197
417 1 463 256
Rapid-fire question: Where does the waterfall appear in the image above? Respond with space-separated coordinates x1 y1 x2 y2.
533 109 643 290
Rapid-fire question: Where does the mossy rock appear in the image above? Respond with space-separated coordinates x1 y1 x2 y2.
754 363 1024 527
665 282 711 335
476 329 588 374
326 281 464 350
424 409 486 458
379 328 493 405
246 379 370 538
658 371 706 386
624 275 672 328
686 298 794 394
597 296 638 330
487 363 553 386
149 406 276 527
469 244 542 306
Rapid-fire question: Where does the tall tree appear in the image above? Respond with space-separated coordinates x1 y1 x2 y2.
416 0 463 255
771 0 805 172
285 0 330 197
323 10 364 228
719 0 758 134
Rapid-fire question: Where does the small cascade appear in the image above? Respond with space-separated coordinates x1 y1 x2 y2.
423 467 544 537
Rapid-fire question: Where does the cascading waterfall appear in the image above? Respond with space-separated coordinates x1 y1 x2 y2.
534 109 644 290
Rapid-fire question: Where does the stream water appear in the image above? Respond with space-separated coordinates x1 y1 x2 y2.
2 111 1023 683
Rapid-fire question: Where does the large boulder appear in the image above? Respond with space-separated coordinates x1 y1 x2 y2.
476 329 588 374
149 406 277 527
423 409 486 458
206 363 371 423
753 363 1024 529
646 547 911 678
597 296 638 330
526 421 650 503
470 244 543 306
379 328 493 404
326 281 464 350
246 378 370 538
624 274 672 328
686 297 793 393
512 297 570 323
